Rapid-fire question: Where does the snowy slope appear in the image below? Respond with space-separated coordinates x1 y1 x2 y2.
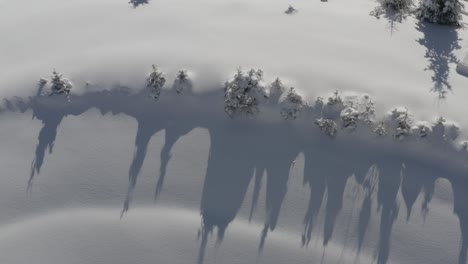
0 0 467 264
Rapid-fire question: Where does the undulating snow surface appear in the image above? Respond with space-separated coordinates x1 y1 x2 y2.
0 0 467 264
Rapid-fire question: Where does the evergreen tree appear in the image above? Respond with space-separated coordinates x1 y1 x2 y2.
49 70 72 96
224 68 267 117
280 87 303 120
381 0 413 11
147 65 166 101
416 0 464 26
173 70 191 95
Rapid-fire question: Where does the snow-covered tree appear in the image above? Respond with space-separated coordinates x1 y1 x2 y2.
280 87 304 120
381 0 413 11
445 123 460 141
432 116 446 139
224 68 268 117
412 122 432 138
269 77 286 104
339 94 375 131
341 107 360 130
322 91 344 120
173 70 192 95
147 65 166 101
389 108 412 139
314 118 338 137
49 70 73 96
416 0 464 26
373 121 388 136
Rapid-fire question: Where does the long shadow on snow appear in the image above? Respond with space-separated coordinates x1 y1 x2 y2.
416 21 461 100
3 87 468 264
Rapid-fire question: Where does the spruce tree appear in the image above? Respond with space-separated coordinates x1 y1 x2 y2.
416 0 464 26
49 70 72 96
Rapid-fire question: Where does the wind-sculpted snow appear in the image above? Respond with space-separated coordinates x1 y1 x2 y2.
1 76 468 264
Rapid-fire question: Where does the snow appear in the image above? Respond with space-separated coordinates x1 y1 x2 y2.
0 0 468 264
457 50 468 77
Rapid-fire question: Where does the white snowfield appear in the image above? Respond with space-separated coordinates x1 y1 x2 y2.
0 0 467 264
457 51 468 77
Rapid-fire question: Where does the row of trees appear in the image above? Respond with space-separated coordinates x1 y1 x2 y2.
42 68 467 147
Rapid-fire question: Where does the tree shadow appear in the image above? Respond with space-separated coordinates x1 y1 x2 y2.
197 121 258 264
416 21 461 100
3 86 468 264
370 6 409 35
375 158 403 264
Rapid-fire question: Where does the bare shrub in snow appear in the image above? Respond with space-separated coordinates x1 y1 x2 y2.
416 0 464 26
280 87 304 120
173 70 192 95
147 65 166 101
285 5 298 14
314 118 338 137
49 70 73 96
224 68 268 118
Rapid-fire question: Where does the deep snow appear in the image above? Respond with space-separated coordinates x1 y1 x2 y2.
0 0 467 264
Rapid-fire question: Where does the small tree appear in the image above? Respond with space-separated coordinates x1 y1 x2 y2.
322 91 344 120
341 107 360 130
269 77 286 104
340 95 375 131
224 68 267 118
49 70 73 96
280 87 304 120
147 65 166 101
381 0 413 11
373 121 388 136
416 0 464 26
389 108 412 139
315 118 338 137
173 70 191 95
412 122 432 138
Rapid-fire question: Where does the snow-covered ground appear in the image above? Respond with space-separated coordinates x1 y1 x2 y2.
0 0 467 263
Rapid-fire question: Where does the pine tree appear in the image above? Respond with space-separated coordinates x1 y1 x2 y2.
173 70 191 95
280 87 303 120
224 68 267 117
269 77 285 104
49 70 72 96
381 0 413 11
147 65 166 101
416 0 464 26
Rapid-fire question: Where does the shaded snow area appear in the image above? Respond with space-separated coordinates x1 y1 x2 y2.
0 0 468 264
